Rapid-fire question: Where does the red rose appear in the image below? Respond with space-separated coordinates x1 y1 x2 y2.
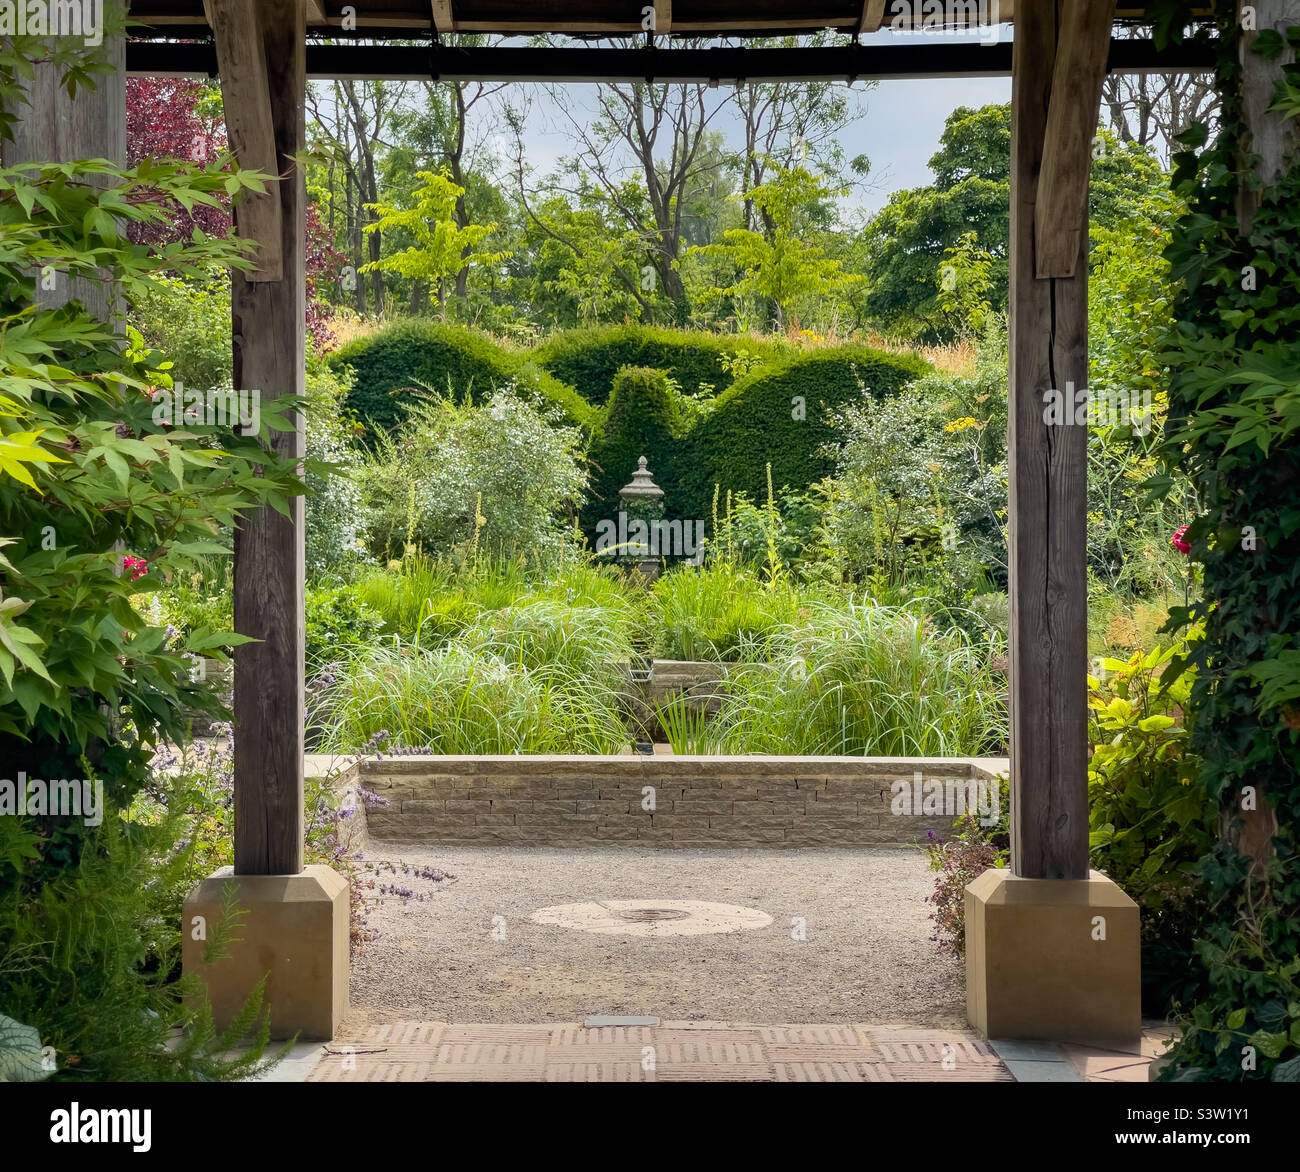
1171 524 1191 555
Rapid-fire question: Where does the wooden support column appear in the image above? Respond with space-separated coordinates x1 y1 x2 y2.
3 3 126 320
1007 0 1097 880
213 0 307 876
1237 0 1300 234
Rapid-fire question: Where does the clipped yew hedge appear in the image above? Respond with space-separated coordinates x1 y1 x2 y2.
583 366 694 531
327 321 929 541
532 324 789 406
677 345 930 520
329 319 597 438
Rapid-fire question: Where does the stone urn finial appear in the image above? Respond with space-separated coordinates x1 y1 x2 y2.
619 455 664 504
617 456 664 584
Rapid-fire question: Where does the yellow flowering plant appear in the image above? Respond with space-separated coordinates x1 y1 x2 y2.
1087 624 1218 1011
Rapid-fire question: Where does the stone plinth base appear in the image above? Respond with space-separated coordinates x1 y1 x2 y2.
965 868 1140 1043
182 864 348 1041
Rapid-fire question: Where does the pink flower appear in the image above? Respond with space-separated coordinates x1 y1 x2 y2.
1171 524 1191 556
123 554 148 581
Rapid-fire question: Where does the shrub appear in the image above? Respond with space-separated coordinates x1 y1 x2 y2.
152 558 233 639
1151 13 1300 1083
679 345 929 522
359 388 589 565
304 358 368 577
328 318 595 437
583 366 694 532
715 484 828 576
923 809 1009 957
305 584 385 670
532 323 787 405
0 792 281 1082
0 144 303 1079
1088 632 1216 1015
132 266 233 394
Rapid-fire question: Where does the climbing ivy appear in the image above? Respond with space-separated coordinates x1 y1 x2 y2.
1152 1 1300 1082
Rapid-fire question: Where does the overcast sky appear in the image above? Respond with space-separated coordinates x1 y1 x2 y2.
480 26 1015 219
497 72 1010 217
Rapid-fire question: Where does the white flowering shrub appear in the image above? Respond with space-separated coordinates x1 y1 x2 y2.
360 386 588 564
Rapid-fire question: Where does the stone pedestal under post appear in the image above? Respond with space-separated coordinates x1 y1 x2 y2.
182 866 348 1041
966 869 1140 1043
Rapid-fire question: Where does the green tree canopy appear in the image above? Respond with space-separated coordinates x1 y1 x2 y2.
688 164 862 330
861 104 1178 342
361 169 508 319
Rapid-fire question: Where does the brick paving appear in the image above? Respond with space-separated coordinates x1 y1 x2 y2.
307 1021 1016 1083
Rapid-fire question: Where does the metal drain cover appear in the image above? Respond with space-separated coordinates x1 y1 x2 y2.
615 907 691 922
531 899 773 937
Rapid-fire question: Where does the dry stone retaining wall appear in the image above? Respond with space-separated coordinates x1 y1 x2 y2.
334 755 1009 848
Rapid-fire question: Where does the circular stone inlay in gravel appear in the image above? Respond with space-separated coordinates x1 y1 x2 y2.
531 899 773 937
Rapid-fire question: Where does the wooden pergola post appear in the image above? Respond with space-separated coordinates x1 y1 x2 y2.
1006 0 1114 880
964 0 1140 1042
209 0 307 876
3 5 126 319
184 0 348 1041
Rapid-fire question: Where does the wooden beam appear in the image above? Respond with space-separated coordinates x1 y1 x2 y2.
306 0 328 23
228 0 307 876
654 0 673 35
1034 0 1117 278
431 0 456 33
1007 0 1090 880
128 37 1218 83
205 0 283 280
857 1 886 36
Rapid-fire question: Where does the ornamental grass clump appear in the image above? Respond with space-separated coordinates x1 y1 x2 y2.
315 595 636 754
647 563 808 661
710 601 1006 756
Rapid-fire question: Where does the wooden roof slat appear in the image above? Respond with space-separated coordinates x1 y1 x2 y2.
431 0 457 33
127 2 1208 36
857 1 886 37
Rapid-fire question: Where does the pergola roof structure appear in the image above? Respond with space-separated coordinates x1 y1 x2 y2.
8 0 1245 1041
127 0 1191 37
124 2 1215 80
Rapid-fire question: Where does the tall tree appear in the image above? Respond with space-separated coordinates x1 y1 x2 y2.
542 57 730 320
732 37 871 236
307 79 403 314
860 104 1177 342
360 170 508 322
383 47 507 311
689 165 862 331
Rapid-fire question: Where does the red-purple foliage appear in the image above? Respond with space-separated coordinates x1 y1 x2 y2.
922 817 1003 957
126 77 230 245
126 77 342 351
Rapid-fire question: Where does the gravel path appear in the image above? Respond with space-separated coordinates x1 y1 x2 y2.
347 845 965 1028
